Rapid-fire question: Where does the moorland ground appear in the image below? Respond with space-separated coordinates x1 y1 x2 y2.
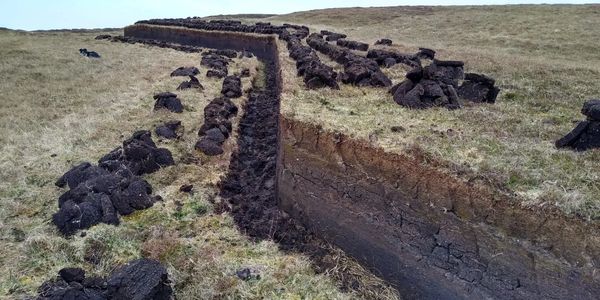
1 3 599 299
0 29 399 299
267 4 600 220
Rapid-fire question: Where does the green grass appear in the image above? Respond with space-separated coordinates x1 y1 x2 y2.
270 4 600 220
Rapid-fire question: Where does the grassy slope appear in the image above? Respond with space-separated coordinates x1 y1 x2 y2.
269 5 600 219
0 29 365 299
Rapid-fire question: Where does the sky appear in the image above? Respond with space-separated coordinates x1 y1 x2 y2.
0 0 592 30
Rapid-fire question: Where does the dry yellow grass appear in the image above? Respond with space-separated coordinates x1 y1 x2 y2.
268 5 600 220
0 28 362 299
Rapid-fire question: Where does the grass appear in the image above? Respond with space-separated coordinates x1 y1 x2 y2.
0 29 393 299
268 4 600 220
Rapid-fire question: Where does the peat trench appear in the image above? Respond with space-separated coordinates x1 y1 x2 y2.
122 24 397 294
123 24 600 299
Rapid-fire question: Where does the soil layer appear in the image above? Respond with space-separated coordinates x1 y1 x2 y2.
277 117 600 299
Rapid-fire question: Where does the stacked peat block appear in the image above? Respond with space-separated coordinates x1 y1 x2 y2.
170 66 199 77
282 23 311 39
321 30 347 42
202 53 230 78
367 49 421 68
177 75 203 90
153 92 184 113
307 33 391 87
94 34 111 40
280 28 339 89
556 99 600 151
99 130 175 175
155 120 182 139
221 75 243 98
171 67 203 90
390 56 501 109
390 60 464 109
336 39 370 51
36 259 173 300
195 97 238 156
417 47 436 60
458 73 499 104
53 131 174 235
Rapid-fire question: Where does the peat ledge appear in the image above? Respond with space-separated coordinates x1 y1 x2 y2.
124 23 600 300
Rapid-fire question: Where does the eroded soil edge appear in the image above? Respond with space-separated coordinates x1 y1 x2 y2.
278 118 600 299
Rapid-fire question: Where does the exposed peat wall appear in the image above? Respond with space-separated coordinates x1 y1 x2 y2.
277 118 600 299
125 24 600 299
124 24 280 71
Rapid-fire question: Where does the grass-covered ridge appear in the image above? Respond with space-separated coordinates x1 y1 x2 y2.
0 29 392 299
269 4 600 220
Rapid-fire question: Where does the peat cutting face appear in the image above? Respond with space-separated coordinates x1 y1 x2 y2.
31 16 600 300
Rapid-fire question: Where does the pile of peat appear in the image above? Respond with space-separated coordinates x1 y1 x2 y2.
195 96 239 156
390 60 501 109
320 30 347 41
306 33 392 87
556 99 600 151
202 53 231 78
281 29 339 89
36 259 172 300
336 39 369 51
53 131 174 235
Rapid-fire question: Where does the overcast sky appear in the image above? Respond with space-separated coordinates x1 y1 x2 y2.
0 0 592 30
